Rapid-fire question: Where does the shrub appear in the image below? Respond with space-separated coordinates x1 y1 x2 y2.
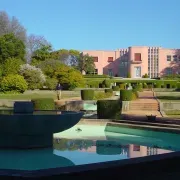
45 78 58 90
94 92 112 100
83 75 109 78
112 86 120 91
154 82 162 88
132 89 139 100
105 89 113 94
88 81 100 88
97 100 121 119
133 84 143 92
0 74 28 93
177 82 180 90
81 90 94 100
19 64 46 90
127 72 131 78
120 90 132 101
143 83 148 88
119 83 125 89
102 79 111 88
142 73 149 78
31 98 55 110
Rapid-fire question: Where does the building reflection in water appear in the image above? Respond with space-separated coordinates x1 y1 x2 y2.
54 139 173 158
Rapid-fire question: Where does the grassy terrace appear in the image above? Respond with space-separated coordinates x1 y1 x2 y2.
0 91 80 100
156 92 180 102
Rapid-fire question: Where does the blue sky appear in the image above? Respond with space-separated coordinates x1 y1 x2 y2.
1 0 179 50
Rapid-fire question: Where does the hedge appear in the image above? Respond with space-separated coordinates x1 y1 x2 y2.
83 75 109 78
31 98 55 110
81 90 94 100
97 100 121 119
105 89 113 94
120 90 132 101
119 83 125 89
112 86 120 91
102 79 111 88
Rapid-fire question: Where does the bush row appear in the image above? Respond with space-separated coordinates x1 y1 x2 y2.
86 79 178 89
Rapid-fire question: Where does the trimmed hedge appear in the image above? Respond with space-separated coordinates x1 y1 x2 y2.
102 79 111 88
112 86 120 91
83 75 109 78
31 98 55 110
119 83 125 89
105 89 113 94
120 90 132 101
81 90 94 100
97 100 121 119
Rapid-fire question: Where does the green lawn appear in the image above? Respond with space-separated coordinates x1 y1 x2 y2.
0 90 80 100
156 92 180 102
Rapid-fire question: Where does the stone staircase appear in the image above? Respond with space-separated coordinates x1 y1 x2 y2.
129 102 160 111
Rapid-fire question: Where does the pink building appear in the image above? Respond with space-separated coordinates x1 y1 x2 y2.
83 46 180 78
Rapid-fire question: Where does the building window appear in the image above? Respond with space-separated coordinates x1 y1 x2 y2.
173 55 177 61
133 145 140 151
93 56 98 62
108 57 113 62
166 67 172 75
134 53 141 61
167 55 171 61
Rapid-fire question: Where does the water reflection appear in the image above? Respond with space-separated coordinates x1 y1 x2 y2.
54 138 173 159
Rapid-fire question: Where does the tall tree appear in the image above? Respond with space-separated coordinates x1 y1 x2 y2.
0 33 26 64
26 34 50 62
77 53 95 74
0 11 27 43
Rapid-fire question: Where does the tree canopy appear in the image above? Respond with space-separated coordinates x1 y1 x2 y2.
0 33 26 64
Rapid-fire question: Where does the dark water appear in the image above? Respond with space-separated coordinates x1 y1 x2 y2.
0 137 174 171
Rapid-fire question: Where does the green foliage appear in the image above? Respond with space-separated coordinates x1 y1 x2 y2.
45 78 58 90
32 45 52 62
0 74 28 93
120 90 132 101
83 75 109 78
77 53 95 74
112 86 120 91
81 90 94 100
102 79 111 88
88 81 100 88
177 82 180 90
39 60 85 90
142 73 149 78
154 82 163 88
127 72 131 78
19 64 46 90
94 92 112 100
133 83 143 92
143 83 148 88
105 89 113 94
119 83 125 89
0 33 26 63
132 89 139 100
31 98 55 110
2 58 23 76
97 100 121 119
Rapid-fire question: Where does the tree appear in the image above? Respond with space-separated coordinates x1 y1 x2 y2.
0 11 27 43
50 49 69 64
26 34 50 62
2 58 23 76
77 53 95 74
31 44 52 62
19 64 46 90
0 33 26 64
39 59 85 89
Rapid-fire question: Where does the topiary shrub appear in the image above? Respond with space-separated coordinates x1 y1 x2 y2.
94 92 112 100
154 83 162 88
0 74 28 93
81 90 94 100
112 86 120 91
102 79 111 88
120 90 132 101
143 83 148 88
176 82 180 90
97 100 121 119
119 83 125 89
105 89 113 94
132 89 139 100
31 98 55 110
